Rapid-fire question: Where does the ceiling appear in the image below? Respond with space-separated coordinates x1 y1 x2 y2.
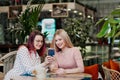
0 0 120 17
77 0 120 17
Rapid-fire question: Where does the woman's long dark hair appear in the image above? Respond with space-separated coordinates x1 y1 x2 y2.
26 30 46 56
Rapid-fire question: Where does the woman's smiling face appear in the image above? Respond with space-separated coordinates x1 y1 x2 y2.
34 35 43 50
55 35 66 49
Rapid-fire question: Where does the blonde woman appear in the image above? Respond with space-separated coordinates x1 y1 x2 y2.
50 29 84 74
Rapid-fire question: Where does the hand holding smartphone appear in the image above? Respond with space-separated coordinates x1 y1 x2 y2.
48 48 55 56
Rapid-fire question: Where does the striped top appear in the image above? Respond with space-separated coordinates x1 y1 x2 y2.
4 46 43 80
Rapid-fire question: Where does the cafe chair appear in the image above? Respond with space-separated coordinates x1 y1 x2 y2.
102 65 120 80
84 64 104 80
0 51 17 74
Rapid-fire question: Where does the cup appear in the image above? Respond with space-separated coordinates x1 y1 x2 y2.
50 64 58 73
35 67 47 80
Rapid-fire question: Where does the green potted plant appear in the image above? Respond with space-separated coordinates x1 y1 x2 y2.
96 8 120 59
7 0 45 44
96 8 120 45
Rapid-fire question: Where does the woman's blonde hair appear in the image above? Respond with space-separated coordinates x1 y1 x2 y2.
51 29 73 52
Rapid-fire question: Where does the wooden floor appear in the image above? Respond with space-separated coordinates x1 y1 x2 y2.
0 72 4 80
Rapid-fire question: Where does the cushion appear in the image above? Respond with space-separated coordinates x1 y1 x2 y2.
84 64 98 80
103 61 110 68
110 60 120 72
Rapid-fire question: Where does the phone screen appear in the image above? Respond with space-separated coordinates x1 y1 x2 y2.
48 48 55 56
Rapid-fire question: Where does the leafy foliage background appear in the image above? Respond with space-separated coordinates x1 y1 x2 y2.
62 17 94 57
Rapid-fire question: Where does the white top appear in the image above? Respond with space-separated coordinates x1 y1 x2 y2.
4 46 43 80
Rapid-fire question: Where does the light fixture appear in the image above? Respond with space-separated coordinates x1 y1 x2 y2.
49 10 52 12
87 15 91 18
79 12 82 15
68 8 71 11
73 10 77 13
91 16 94 19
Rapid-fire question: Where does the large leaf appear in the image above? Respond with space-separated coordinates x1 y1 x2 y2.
111 8 120 15
95 17 105 26
114 31 120 38
108 18 120 24
106 25 116 38
96 21 109 38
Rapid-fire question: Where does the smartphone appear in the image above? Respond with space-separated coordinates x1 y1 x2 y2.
48 48 55 56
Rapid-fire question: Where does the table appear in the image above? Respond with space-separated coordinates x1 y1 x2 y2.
11 73 92 80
